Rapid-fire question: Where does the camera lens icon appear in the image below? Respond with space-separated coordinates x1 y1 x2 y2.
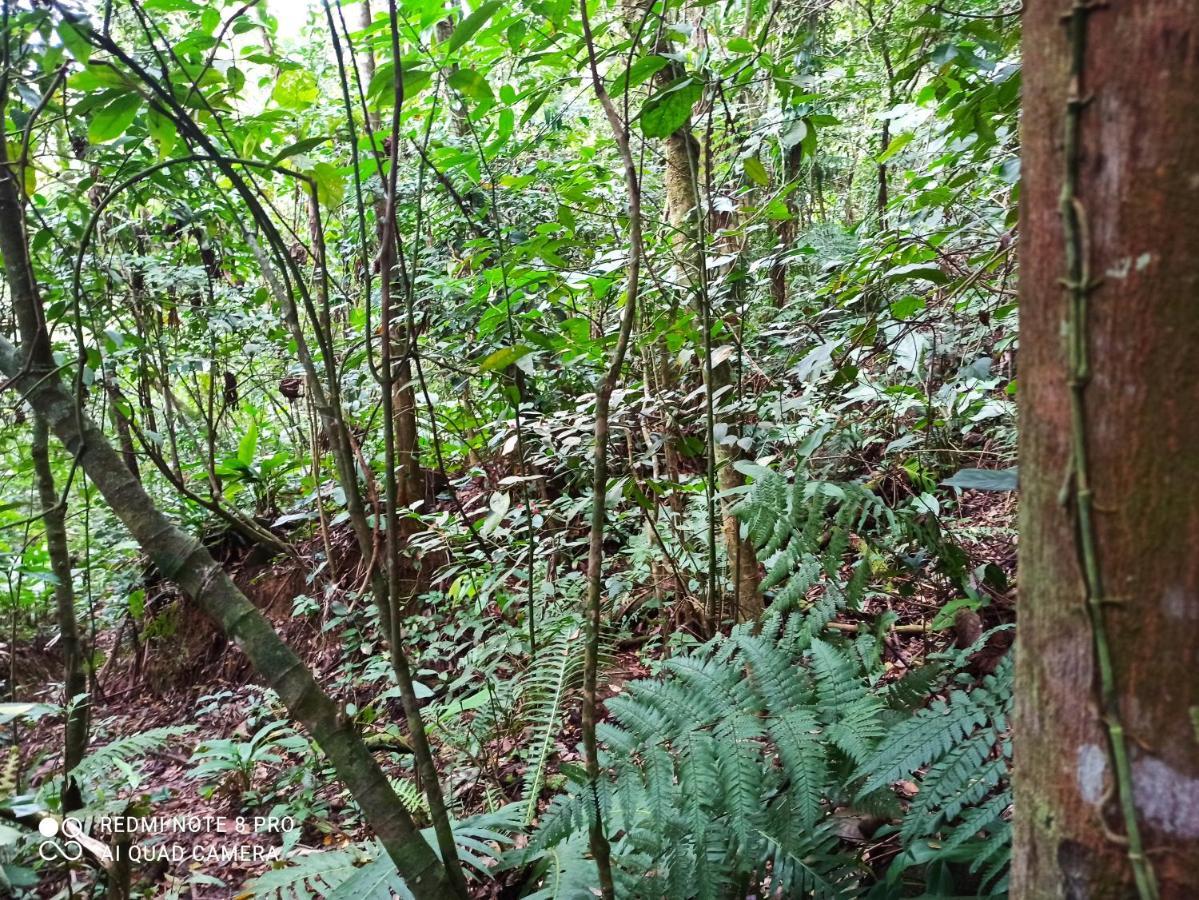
37 817 84 862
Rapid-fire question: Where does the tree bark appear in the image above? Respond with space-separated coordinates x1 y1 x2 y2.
30 414 88 811
1015 2 1199 897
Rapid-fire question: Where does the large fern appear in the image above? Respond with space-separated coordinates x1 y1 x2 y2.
526 478 1012 898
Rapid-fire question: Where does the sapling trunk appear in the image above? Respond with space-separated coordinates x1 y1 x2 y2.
30 414 88 812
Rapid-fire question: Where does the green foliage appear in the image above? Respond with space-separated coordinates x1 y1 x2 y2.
243 808 521 899
528 481 1012 897
0 0 1021 894
520 615 585 825
189 721 308 802
70 724 195 792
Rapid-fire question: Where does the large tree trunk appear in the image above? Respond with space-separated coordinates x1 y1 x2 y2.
1015 2 1199 897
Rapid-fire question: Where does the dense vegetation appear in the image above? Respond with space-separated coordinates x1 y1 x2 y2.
10 0 1176 896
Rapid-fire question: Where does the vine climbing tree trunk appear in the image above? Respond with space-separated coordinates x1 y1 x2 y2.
1015 1 1199 897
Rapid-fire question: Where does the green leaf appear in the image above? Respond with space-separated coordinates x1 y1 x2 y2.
744 155 768 186
272 69 318 111
930 597 983 630
765 197 792 220
611 55 669 97
878 131 914 164
309 161 345 209
889 295 925 320
727 36 756 53
640 78 702 138
146 108 176 158
780 120 807 150
447 0 503 52
885 262 948 285
57 20 92 63
226 66 245 94
268 135 332 166
71 63 131 92
448 68 493 103
128 589 146 620
237 419 259 468
480 345 532 372
88 93 142 144
941 468 1018 492
402 68 433 99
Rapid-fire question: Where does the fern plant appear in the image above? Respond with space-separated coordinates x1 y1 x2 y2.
242 806 521 899
520 614 585 825
525 477 1012 898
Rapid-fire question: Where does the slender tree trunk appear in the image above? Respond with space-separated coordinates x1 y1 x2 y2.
1015 2 1199 897
655 52 761 622
580 1 644 892
346 6 468 892
0 125 456 900
30 414 88 811
358 0 424 511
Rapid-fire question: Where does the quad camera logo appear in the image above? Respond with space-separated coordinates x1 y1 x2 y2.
37 817 84 862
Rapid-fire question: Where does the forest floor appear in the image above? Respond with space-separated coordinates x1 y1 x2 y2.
15 491 1016 898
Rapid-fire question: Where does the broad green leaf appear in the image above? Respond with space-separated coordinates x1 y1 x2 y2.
237 419 258 467
765 197 791 220
369 63 433 105
480 345 532 372
272 69 318 111
640 78 702 138
611 55 669 97
448 68 493 103
727 36 755 53
744 155 768 186
878 131 914 164
402 68 433 99
885 262 948 285
57 20 92 62
889 295 925 320
268 135 332 166
146 108 176 157
309 161 345 209
88 93 142 143
71 63 131 91
447 0 503 52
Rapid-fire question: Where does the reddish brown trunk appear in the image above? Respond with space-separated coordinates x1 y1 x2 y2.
1015 2 1199 897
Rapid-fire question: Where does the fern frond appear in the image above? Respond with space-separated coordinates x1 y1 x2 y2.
521 616 585 825
855 692 989 797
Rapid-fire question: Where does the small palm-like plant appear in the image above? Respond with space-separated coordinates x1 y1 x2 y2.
189 721 307 800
